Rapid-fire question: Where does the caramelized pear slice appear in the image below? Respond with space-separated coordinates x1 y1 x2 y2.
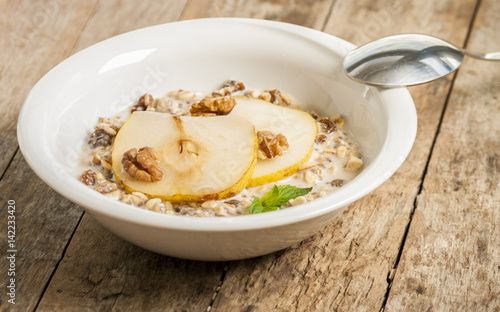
112 112 257 201
231 97 317 187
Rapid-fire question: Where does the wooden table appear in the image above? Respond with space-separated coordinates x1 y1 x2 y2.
1 0 499 311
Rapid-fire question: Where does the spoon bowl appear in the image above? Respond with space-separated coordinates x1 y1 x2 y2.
344 34 500 87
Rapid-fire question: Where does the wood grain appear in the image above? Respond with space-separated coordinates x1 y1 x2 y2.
35 1 337 311
0 0 98 177
385 0 500 310
36 215 225 312
28 1 226 311
208 0 479 311
180 0 335 30
0 0 188 311
71 0 188 54
326 0 476 46
0 153 83 310
0 2 98 311
2 0 497 311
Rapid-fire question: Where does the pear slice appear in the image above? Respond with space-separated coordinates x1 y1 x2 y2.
230 97 318 187
112 111 257 201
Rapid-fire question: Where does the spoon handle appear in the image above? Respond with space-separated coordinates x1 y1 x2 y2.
463 50 500 61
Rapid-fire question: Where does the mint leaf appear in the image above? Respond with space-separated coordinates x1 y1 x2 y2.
262 185 312 208
249 185 313 214
249 197 264 214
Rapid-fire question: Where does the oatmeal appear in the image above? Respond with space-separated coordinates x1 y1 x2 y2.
80 80 363 217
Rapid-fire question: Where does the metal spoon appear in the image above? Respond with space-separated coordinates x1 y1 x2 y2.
343 34 500 87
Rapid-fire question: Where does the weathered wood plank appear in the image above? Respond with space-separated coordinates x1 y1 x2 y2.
0 0 191 310
2 0 491 311
326 0 475 47
209 0 478 311
385 0 500 310
70 0 188 53
36 214 225 311
30 1 225 311
0 0 98 177
0 2 99 310
0 153 84 310
34 0 336 310
180 0 334 30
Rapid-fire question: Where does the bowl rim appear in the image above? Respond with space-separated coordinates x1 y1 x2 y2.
17 17 417 232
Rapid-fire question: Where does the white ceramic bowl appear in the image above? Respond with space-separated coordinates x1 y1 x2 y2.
18 18 416 261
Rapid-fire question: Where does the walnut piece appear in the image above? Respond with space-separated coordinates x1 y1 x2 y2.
81 170 96 186
259 89 291 106
131 93 154 112
95 181 118 194
88 129 113 147
319 117 338 134
212 80 245 97
257 130 289 159
122 147 163 182
92 172 118 193
88 118 122 148
190 96 236 116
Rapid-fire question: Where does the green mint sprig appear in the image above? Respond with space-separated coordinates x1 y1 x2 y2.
249 185 313 214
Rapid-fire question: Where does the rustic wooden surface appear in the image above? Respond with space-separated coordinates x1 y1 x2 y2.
1 0 499 311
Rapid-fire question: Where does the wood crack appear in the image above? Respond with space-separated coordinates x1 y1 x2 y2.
0 146 18 183
378 1 485 310
320 0 337 32
206 263 229 311
33 212 85 310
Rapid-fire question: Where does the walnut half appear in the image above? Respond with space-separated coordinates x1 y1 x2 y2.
122 147 163 182
190 96 236 116
257 130 289 159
